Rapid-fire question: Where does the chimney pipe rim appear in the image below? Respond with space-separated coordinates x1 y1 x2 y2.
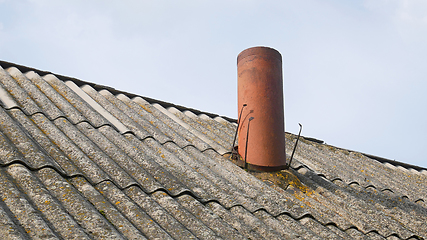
237 46 282 65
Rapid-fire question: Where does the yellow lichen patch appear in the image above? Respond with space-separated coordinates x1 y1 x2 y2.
281 170 312 195
252 169 316 209
252 169 312 195
223 152 316 203
323 145 336 152
140 105 152 113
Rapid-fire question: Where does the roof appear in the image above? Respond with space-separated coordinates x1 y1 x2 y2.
0 60 426 240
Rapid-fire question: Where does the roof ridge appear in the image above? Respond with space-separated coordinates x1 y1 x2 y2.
293 133 427 172
0 60 237 124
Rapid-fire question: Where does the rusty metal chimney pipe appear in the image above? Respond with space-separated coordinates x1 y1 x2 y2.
237 46 286 171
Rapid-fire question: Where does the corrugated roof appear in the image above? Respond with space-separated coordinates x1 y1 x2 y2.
0 61 426 239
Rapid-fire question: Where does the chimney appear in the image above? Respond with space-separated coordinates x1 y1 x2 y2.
237 46 286 171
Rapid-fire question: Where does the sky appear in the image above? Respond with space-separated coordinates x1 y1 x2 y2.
1 0 426 168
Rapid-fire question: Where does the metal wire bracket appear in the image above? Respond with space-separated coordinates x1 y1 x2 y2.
287 123 302 169
230 103 247 159
244 117 254 170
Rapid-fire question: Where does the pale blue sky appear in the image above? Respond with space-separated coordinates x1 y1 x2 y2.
1 0 426 168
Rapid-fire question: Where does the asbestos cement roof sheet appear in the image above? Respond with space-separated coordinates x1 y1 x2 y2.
0 60 426 239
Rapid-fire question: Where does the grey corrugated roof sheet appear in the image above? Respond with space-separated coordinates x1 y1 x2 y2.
0 60 426 240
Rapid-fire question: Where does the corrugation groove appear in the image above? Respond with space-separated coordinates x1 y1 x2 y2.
66 81 130 134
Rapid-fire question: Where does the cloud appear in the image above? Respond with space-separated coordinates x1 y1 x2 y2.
363 0 427 42
397 0 427 23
